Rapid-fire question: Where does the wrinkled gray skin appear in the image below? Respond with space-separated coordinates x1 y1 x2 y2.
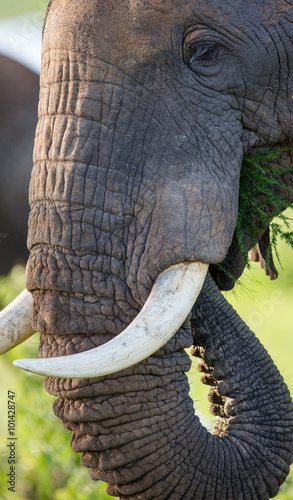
0 55 38 275
24 1 293 498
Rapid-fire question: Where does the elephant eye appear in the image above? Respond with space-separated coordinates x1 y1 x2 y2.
186 42 219 71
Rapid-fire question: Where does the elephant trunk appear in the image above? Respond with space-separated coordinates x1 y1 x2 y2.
189 275 293 499
26 41 242 327
44 274 293 499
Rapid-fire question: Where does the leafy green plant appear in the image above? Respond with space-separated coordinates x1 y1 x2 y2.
236 148 293 267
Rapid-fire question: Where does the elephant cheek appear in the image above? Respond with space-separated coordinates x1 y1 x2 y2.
126 178 238 304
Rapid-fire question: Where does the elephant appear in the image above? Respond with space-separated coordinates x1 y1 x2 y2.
1 1 293 499
0 54 39 275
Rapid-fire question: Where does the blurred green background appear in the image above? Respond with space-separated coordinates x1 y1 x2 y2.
0 0 48 18
0 1 293 499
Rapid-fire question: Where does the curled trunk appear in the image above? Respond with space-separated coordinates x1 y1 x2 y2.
44 274 293 499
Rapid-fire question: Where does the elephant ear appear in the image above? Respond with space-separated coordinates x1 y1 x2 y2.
249 227 278 280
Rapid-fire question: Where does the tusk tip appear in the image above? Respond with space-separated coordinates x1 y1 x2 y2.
13 358 41 375
13 357 82 378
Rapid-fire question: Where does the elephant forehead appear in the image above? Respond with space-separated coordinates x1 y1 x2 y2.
45 0 191 45
128 0 293 38
45 0 290 52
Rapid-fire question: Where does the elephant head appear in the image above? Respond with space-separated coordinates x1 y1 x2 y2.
2 1 293 498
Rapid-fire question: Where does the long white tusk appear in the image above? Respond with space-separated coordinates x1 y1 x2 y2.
13 262 208 378
0 289 36 355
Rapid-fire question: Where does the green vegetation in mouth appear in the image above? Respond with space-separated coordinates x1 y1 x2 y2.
236 147 293 268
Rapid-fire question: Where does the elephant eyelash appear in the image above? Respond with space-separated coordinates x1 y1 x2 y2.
184 41 220 71
189 42 218 63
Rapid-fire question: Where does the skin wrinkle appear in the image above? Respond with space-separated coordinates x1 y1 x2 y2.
264 28 283 125
40 49 151 93
68 397 188 436
39 66 151 125
160 89 230 168
93 424 184 472
68 392 186 425
102 446 179 497
89 401 190 455
36 56 237 250
273 30 292 132
232 438 277 496
229 25 285 140
190 18 249 48
221 444 233 498
231 444 257 498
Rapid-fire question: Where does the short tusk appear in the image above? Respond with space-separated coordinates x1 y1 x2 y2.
13 262 208 378
0 289 36 355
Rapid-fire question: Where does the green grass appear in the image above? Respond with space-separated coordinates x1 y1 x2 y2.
236 149 293 267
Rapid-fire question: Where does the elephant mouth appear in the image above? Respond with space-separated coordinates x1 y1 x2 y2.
0 261 208 378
